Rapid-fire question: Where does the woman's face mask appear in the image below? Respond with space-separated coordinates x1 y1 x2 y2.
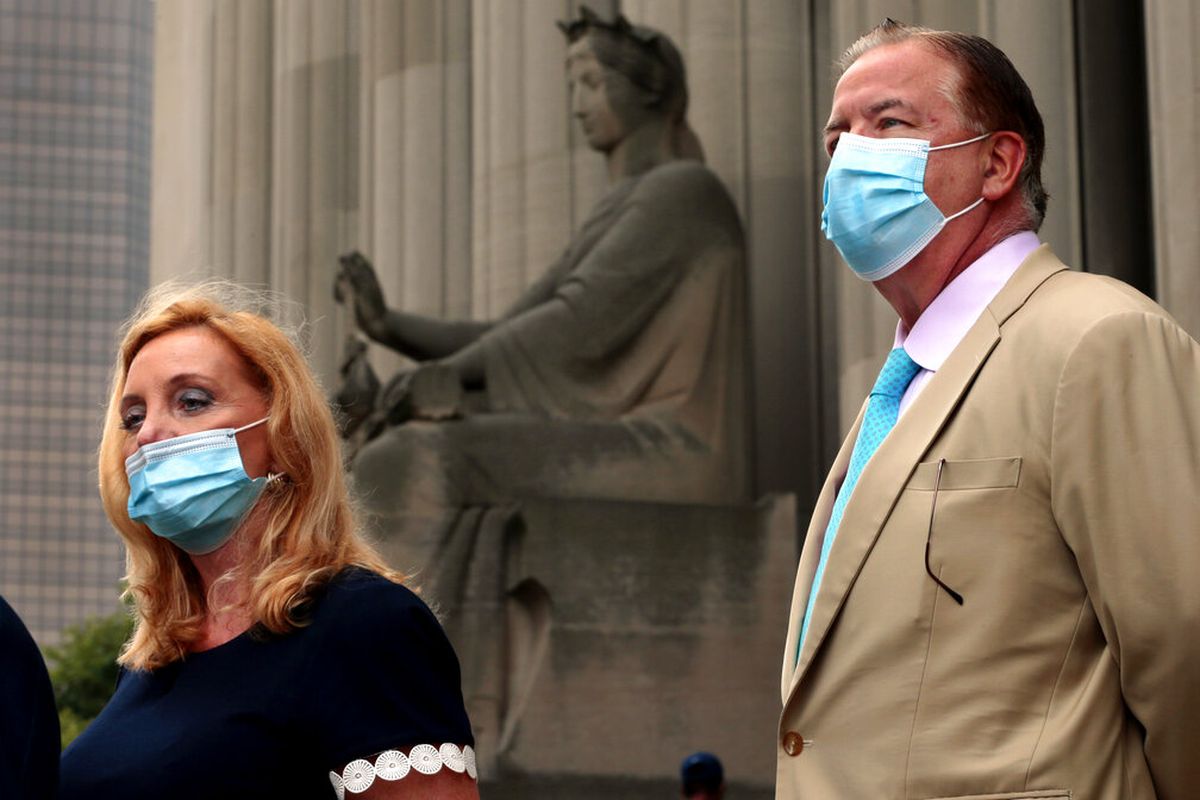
125 418 272 555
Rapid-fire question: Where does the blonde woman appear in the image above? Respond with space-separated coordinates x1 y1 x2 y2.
59 284 478 800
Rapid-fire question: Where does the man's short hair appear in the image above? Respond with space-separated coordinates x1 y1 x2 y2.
838 19 1048 231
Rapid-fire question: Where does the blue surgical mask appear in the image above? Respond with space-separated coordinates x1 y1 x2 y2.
125 417 273 555
821 131 991 281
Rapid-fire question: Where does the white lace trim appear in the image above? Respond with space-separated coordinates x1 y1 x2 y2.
329 744 477 797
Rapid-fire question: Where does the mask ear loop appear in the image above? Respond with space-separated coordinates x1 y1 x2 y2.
927 131 992 151
943 196 985 223
228 417 287 486
930 132 990 224
228 416 270 438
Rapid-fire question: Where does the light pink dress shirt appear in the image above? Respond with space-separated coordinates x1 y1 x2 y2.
895 231 1041 416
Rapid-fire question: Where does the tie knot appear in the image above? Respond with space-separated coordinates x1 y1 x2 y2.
870 347 921 399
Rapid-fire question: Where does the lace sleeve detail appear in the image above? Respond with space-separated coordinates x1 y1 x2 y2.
329 744 477 797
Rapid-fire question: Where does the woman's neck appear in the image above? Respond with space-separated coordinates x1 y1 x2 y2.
187 517 262 651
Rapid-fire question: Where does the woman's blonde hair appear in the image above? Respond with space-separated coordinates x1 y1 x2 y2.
99 281 402 670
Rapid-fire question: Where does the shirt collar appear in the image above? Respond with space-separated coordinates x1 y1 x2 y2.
894 231 1041 371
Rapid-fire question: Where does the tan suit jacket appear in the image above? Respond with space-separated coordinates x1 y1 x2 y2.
777 247 1200 800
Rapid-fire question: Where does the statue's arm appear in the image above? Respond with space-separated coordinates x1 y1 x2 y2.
371 310 491 362
336 251 492 361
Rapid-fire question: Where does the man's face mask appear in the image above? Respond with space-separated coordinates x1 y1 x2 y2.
821 131 991 281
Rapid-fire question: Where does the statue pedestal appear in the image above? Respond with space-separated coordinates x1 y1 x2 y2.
443 493 796 793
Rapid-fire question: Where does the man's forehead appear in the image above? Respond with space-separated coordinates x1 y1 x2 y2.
829 42 952 118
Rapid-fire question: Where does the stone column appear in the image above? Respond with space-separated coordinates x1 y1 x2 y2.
358 0 472 382
151 0 273 286
270 0 359 384
1144 0 1199 337
469 0 599 318
211 0 273 286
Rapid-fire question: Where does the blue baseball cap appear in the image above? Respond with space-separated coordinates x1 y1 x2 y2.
681 751 723 792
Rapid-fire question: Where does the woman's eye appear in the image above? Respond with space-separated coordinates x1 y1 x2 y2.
178 390 213 413
120 407 145 431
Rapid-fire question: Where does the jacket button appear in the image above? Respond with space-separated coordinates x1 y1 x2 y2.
782 731 804 756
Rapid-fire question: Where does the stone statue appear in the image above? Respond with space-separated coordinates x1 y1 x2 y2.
334 7 750 519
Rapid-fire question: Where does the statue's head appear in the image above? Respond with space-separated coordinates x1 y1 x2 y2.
559 6 697 158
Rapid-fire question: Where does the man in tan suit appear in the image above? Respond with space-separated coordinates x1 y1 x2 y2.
778 20 1200 800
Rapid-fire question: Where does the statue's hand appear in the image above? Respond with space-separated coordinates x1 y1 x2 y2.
331 335 380 438
335 251 389 338
382 363 464 425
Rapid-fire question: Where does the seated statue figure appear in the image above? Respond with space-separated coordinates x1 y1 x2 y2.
335 8 750 556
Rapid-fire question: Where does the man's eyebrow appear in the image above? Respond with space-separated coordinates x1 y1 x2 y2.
822 97 913 137
822 116 845 137
866 97 911 117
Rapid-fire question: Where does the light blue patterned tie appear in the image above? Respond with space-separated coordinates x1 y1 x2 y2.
798 347 922 659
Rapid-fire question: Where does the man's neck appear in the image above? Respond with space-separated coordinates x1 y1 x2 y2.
876 221 1027 330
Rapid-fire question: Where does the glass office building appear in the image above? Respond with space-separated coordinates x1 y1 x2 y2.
0 0 153 642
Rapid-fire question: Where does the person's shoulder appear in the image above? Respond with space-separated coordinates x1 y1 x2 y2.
316 567 427 619
1046 269 1166 316
635 159 730 202
0 594 20 630
0 595 39 662
308 567 441 645
1017 264 1198 375
631 160 742 235
1020 259 1183 340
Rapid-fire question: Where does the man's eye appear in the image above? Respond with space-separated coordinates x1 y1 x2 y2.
880 117 905 129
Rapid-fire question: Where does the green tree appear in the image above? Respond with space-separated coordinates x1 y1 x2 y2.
44 609 133 748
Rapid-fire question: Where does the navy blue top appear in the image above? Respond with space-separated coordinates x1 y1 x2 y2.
59 569 473 800
0 595 59 800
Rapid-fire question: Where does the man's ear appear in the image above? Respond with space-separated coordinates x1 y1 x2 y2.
981 131 1025 201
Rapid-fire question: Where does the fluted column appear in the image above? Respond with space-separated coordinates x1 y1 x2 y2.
150 0 212 285
1144 0 1199 337
357 0 472 382
271 0 360 384
150 0 272 286
469 0 591 317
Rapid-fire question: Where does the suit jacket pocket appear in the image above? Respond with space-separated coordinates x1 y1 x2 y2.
908 456 1022 491
922 791 1069 800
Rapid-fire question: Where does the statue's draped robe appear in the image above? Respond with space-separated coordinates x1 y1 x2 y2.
352 159 750 758
355 159 750 520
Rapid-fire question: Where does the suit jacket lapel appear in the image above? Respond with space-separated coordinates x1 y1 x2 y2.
781 401 864 701
785 246 1067 702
